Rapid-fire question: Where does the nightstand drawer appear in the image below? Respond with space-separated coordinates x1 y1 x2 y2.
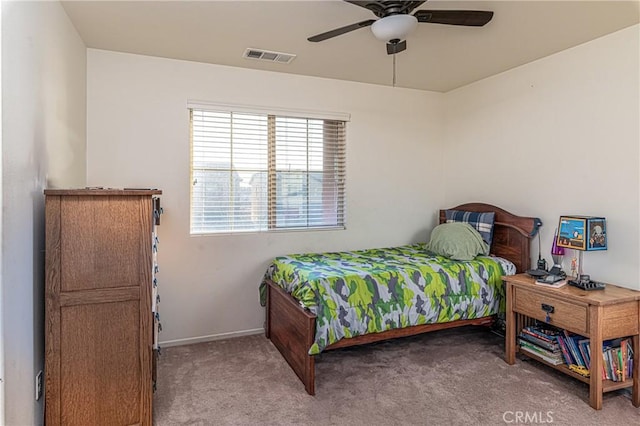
513 287 588 334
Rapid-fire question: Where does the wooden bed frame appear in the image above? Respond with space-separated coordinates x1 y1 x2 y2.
264 203 542 395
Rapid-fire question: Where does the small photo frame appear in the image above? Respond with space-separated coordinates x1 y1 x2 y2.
557 216 586 250
587 218 607 251
557 216 607 251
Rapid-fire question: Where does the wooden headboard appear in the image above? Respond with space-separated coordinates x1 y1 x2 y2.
439 203 542 273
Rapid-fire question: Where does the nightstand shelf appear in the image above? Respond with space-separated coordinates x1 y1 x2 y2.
503 273 640 410
517 346 633 392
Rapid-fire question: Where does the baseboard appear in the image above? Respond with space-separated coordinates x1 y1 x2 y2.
159 328 264 348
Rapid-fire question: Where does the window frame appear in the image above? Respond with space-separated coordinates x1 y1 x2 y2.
188 101 349 235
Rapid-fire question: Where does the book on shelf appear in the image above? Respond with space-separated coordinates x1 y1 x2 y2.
521 324 574 365
524 324 563 341
578 339 591 370
518 341 565 365
519 329 560 352
601 340 634 382
561 330 586 368
522 322 634 381
616 349 624 381
518 325 564 366
623 339 632 379
556 334 573 365
604 350 615 381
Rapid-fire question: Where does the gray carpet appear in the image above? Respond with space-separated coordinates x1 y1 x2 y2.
153 327 639 425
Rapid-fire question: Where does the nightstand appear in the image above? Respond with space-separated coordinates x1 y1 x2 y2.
503 273 640 410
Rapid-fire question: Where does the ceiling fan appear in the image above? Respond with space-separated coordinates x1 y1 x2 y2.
308 1 494 55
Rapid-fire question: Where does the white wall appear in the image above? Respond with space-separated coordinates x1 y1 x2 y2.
86 49 445 345
443 25 640 288
1 1 86 424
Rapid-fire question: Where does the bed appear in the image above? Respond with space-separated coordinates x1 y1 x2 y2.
261 203 541 394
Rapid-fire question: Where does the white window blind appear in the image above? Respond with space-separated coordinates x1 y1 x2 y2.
190 107 346 234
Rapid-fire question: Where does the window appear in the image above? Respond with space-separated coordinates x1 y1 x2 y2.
190 104 347 234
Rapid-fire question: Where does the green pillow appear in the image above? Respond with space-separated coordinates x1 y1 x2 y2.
425 222 489 261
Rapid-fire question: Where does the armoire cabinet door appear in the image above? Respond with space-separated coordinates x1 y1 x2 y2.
45 189 160 426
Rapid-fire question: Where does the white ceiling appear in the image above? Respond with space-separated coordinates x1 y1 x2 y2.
61 0 640 92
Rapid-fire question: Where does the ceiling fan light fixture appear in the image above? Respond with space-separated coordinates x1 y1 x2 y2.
371 14 418 42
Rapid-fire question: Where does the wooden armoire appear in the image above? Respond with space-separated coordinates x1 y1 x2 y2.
44 189 162 425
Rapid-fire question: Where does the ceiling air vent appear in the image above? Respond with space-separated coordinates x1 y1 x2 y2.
243 48 296 64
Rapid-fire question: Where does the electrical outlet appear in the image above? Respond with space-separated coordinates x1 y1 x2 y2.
35 370 43 401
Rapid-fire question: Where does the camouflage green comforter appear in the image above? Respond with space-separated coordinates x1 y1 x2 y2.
261 243 514 355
